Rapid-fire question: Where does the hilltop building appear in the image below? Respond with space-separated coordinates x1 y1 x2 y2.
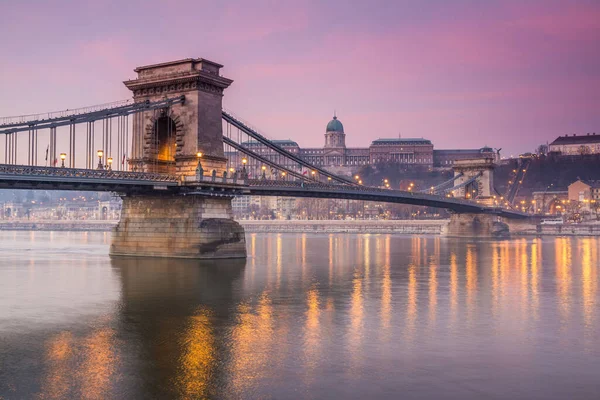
549 133 600 155
227 114 495 177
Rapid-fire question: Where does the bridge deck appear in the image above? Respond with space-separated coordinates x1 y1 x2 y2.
0 164 528 219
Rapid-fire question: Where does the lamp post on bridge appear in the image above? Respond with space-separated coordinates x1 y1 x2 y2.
97 150 104 170
241 158 248 179
60 153 66 168
195 152 204 180
107 157 113 171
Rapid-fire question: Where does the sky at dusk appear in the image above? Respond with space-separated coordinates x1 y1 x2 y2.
1 0 599 156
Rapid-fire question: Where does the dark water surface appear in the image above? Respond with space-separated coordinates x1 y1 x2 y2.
1 231 599 399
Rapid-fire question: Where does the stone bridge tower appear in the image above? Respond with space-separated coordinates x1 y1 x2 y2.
447 157 508 237
110 58 246 260
452 157 495 203
124 58 231 175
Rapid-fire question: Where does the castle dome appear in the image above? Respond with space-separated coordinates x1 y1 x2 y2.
326 115 344 133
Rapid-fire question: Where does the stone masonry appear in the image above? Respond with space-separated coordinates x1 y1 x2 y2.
111 194 246 259
446 213 509 238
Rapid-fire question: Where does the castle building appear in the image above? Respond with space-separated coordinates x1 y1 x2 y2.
227 114 493 177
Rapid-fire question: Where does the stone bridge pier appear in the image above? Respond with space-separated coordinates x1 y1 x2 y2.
446 213 510 238
110 58 246 259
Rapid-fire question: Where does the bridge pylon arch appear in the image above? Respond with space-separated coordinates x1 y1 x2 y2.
452 157 495 204
124 58 232 175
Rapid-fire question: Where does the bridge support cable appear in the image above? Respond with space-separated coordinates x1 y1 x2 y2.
222 136 312 182
420 172 464 194
222 111 356 186
0 96 185 135
440 172 483 195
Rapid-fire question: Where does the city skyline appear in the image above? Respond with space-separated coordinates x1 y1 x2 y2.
1 0 599 156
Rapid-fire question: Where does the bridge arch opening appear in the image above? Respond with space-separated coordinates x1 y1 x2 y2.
154 116 177 162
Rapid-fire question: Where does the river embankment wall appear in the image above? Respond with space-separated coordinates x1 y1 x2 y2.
1 219 599 236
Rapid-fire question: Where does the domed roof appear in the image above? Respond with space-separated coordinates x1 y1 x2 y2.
326 115 344 133
480 146 493 153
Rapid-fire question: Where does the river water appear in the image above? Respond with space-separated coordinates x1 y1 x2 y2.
0 231 599 399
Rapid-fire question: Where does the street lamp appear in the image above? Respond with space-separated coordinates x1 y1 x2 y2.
60 153 66 168
261 165 267 179
241 158 248 179
196 152 204 178
281 171 286 179
97 150 104 170
107 157 113 170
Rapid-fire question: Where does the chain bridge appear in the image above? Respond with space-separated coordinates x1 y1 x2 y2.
0 58 528 258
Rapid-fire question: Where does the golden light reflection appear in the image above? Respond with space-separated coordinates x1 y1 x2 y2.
304 286 321 381
530 239 541 320
40 331 74 400
500 241 510 306
411 237 422 267
79 327 116 400
381 236 392 332
450 252 458 325
466 245 477 320
230 292 273 396
176 307 215 399
405 262 417 342
580 238 596 334
555 238 572 322
428 251 438 323
520 239 529 315
348 268 364 373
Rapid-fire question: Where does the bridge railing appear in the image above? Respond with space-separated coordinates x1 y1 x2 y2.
182 174 247 186
0 164 179 183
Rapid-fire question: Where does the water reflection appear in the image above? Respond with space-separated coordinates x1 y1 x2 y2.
1 233 600 399
112 256 245 399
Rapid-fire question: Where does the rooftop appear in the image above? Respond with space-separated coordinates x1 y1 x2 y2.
326 116 344 133
133 58 223 72
371 138 432 145
550 133 600 146
571 179 600 188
